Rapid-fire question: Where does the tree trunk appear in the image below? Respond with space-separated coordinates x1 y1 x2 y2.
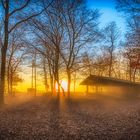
48 61 53 94
109 54 113 77
73 72 76 94
133 68 137 82
67 69 71 98
55 71 60 98
34 53 37 96
7 67 10 95
0 0 9 105
10 71 13 96
50 75 53 94
43 59 48 93
129 61 132 81
54 52 60 97
0 48 7 105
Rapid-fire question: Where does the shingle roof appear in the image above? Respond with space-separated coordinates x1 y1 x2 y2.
80 75 140 87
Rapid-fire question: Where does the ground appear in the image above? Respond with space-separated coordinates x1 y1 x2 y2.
0 94 140 140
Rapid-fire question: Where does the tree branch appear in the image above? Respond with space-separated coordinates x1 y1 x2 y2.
9 10 44 33
0 0 5 9
9 0 53 33
9 0 31 16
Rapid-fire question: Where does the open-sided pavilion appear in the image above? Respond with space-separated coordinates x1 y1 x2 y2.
80 75 140 97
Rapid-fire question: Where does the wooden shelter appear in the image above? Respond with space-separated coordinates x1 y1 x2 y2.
80 75 140 97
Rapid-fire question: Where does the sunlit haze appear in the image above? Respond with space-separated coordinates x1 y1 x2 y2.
0 0 140 139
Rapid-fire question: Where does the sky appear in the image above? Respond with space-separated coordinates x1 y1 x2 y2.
0 0 127 93
18 0 127 92
87 0 126 33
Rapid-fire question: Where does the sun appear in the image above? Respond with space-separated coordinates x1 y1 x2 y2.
60 79 68 92
55 79 68 92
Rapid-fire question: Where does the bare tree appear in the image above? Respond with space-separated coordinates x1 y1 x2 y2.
59 0 100 96
102 22 120 77
0 0 51 105
116 0 140 32
116 0 140 81
29 0 66 96
42 57 49 93
7 29 28 95
123 33 140 82
81 52 93 76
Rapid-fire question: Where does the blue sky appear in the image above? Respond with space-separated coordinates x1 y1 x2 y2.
87 0 126 33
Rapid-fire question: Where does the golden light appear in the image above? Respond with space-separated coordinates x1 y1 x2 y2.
55 79 68 92
60 80 68 92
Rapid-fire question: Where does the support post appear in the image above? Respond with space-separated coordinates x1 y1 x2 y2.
86 85 89 94
96 85 98 93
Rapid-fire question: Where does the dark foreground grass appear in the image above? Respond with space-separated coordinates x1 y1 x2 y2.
0 94 140 140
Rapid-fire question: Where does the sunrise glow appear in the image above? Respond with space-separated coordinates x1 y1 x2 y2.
0 0 139 139
55 79 68 92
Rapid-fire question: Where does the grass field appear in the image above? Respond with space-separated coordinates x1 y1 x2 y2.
0 94 140 140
